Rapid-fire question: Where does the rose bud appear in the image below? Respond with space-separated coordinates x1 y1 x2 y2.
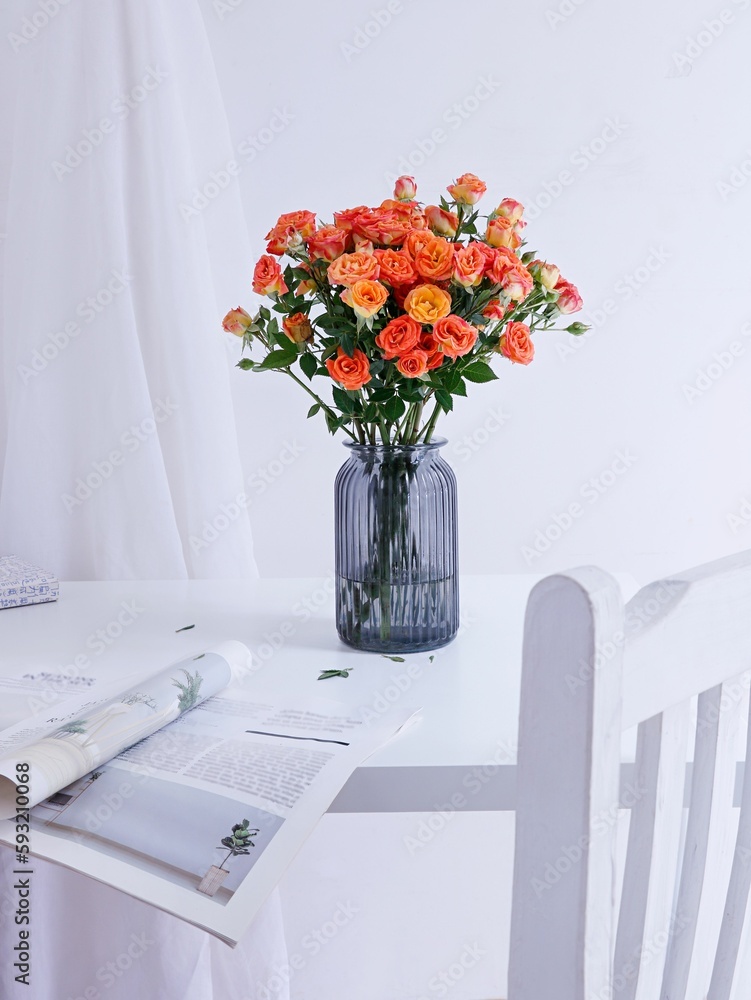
223 307 253 336
394 175 417 201
282 312 314 344
447 172 487 205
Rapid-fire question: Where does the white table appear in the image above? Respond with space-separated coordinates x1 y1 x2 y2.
0 574 638 1000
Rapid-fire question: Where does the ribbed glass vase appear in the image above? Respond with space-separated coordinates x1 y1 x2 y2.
334 438 459 653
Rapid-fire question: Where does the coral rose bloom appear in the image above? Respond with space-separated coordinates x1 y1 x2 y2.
396 349 429 378
327 251 380 287
496 199 524 225
482 298 507 322
433 315 478 359
404 229 434 260
486 246 523 285
375 315 421 359
326 348 372 390
404 284 452 325
555 278 583 314
530 259 560 291
502 264 534 303
265 210 316 254
282 312 313 344
341 279 389 319
414 236 455 281
252 255 288 297
452 245 486 288
393 175 417 201
447 172 487 205
419 331 445 370
222 307 252 336
307 226 348 262
425 204 459 238
499 321 534 365
486 216 522 250
333 206 369 232
375 249 417 287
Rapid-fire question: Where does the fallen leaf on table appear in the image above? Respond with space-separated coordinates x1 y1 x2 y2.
381 654 405 662
176 624 195 633
318 669 352 680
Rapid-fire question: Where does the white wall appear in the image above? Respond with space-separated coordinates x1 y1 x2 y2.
201 0 751 584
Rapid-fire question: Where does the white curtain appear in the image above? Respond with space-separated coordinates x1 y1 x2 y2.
0 0 257 580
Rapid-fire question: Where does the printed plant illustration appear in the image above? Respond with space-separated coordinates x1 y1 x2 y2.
121 692 158 712
218 820 260 870
54 720 88 738
172 668 203 713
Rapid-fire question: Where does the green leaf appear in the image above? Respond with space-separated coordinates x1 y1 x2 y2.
236 358 254 371
175 624 195 633
307 403 321 418
332 387 356 414
259 306 271 322
257 348 297 370
383 396 406 422
381 654 405 662
451 377 468 397
463 361 498 383
340 333 355 358
435 389 453 412
299 352 318 380
368 387 396 403
318 669 353 680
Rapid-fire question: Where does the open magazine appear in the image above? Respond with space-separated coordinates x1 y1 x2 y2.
0 642 418 945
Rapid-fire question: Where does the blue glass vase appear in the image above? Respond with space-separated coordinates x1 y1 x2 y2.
334 438 459 653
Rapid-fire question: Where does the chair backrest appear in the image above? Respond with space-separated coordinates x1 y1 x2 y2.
509 552 751 1000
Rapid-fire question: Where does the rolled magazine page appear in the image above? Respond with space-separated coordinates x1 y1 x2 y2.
0 641 251 820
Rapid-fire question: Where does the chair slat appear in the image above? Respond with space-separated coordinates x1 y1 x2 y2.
612 702 690 1000
709 674 751 1000
660 683 742 1000
509 568 623 1000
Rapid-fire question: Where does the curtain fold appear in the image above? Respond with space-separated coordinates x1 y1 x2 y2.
0 0 257 580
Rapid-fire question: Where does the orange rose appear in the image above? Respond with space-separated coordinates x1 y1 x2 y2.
296 264 317 295
393 175 417 201
341 279 389 319
326 347 372 390
425 204 459 238
396 349 429 378
404 229 434 259
530 259 560 291
482 298 507 322
265 210 316 254
496 198 524 225
447 172 487 205
307 226 348 262
419 330 445 370
333 205 369 231
452 245 485 288
404 284 452 325
414 236 455 282
375 211 412 247
282 312 314 344
375 249 417 287
486 216 522 250
327 251 380 287
222 307 253 336
486 247 522 285
380 199 427 231
252 255 288 297
502 264 534 302
375 315 422 359
498 321 534 365
554 278 583 314
433 315 478 359
352 234 375 253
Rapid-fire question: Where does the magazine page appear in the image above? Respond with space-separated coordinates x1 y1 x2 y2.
0 641 251 821
1 688 418 946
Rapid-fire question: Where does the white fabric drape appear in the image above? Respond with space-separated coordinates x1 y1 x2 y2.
0 0 257 580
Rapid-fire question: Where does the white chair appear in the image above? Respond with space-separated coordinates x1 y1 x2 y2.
510 552 751 1000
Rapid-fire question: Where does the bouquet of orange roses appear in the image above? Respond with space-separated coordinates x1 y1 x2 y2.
224 172 586 445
